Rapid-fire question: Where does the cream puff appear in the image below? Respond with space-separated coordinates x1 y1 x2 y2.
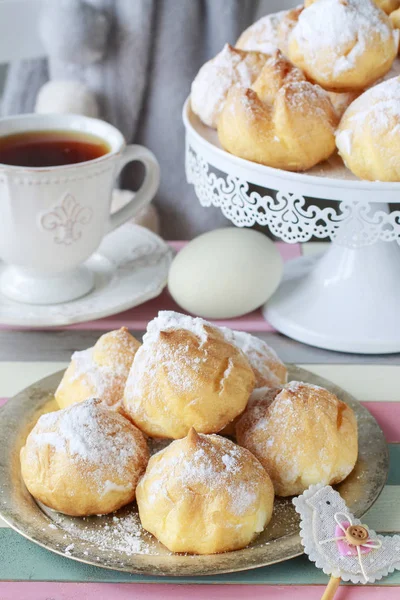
336 76 400 181
286 0 398 92
20 398 149 516
136 428 274 554
55 327 141 412
217 51 338 171
123 311 255 439
236 381 358 496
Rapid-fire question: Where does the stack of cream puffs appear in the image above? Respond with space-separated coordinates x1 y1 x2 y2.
190 0 400 181
21 311 358 555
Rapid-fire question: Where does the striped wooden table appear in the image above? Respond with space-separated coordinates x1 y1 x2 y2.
0 242 399 600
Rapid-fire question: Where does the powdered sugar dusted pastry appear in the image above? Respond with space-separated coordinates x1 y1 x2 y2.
20 398 149 516
123 311 255 439
190 43 267 128
236 10 290 54
136 428 274 554
221 328 287 389
55 327 141 412
236 382 358 497
336 76 400 181
287 0 398 92
218 51 338 171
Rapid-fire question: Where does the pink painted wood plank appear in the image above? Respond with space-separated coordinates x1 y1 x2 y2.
0 242 301 332
361 402 400 444
0 583 395 600
1 396 399 442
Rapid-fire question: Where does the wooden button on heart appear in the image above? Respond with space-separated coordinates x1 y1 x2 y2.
345 525 369 546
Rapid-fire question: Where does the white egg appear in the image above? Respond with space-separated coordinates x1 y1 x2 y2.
168 228 283 319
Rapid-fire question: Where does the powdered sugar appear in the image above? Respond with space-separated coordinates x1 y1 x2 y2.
191 43 266 128
233 484 258 518
285 81 335 123
64 543 74 556
29 398 146 493
144 310 209 347
128 333 198 400
221 453 236 470
284 380 326 395
72 347 115 398
143 433 268 518
51 509 159 557
349 76 400 123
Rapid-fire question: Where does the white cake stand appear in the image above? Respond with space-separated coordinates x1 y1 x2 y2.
183 99 400 354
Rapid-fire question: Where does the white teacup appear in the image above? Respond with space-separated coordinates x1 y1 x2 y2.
0 113 160 304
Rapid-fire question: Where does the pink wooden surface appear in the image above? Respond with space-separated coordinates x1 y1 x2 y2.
361 402 400 443
0 583 394 600
67 292 272 332
1 397 398 441
41 241 301 332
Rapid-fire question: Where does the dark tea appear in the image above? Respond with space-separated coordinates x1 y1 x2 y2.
0 130 110 167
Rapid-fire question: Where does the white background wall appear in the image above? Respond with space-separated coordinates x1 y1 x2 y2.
0 0 45 95
0 0 44 62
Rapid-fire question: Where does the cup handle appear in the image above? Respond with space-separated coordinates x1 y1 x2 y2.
108 144 160 232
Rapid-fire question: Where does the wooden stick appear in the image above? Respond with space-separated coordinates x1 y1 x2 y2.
321 576 341 600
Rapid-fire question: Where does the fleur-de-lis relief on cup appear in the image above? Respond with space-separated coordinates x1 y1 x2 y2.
40 193 93 245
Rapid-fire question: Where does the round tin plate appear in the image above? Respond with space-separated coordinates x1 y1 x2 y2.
0 366 388 576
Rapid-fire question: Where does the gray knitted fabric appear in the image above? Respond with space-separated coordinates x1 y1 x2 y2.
1 0 294 238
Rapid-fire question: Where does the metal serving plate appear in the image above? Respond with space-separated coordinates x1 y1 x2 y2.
0 366 389 576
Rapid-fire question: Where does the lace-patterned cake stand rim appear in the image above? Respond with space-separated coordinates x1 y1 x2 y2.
183 99 400 354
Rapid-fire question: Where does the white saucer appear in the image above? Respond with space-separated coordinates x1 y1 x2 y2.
0 223 173 328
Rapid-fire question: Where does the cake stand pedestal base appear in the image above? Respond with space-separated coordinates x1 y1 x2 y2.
264 242 400 354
